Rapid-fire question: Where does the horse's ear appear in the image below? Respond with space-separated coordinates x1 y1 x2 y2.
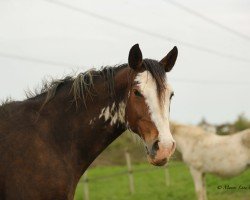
128 44 143 71
160 46 178 72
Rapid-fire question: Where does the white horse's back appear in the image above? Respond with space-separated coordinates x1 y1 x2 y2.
172 124 250 177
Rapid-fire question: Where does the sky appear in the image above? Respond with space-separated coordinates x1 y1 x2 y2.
0 0 250 125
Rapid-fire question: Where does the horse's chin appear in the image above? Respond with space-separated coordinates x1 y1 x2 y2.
147 155 168 166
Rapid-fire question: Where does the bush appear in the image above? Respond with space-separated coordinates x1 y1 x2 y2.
233 113 250 132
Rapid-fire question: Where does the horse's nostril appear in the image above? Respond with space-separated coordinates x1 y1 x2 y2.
152 140 160 151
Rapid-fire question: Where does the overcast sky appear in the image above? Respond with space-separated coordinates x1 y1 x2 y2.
0 0 250 125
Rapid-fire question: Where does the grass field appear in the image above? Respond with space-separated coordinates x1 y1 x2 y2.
74 161 250 200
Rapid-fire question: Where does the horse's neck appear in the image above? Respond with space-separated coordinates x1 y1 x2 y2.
173 125 206 153
38 65 130 179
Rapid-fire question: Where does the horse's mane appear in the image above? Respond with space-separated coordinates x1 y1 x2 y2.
170 122 212 139
24 64 127 108
0 59 167 109
29 59 166 107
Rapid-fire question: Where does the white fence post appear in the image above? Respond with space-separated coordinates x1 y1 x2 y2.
83 171 90 200
125 149 135 194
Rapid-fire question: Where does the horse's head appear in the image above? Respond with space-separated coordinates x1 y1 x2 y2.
125 44 178 166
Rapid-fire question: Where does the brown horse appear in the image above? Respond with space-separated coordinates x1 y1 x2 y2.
0 44 178 200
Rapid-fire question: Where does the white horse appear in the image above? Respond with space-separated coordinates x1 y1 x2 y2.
171 123 250 200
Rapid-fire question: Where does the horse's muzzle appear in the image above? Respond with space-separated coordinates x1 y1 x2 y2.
146 140 176 166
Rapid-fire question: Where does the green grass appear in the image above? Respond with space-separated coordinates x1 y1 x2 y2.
74 161 250 200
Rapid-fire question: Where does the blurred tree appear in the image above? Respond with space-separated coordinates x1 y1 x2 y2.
233 113 250 131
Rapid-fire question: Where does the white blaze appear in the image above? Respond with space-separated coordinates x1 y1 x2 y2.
135 71 174 147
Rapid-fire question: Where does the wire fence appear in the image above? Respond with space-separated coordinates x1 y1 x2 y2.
79 150 170 200
42 0 250 63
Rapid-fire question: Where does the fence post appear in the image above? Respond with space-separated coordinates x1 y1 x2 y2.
165 165 170 186
125 149 135 194
83 171 90 200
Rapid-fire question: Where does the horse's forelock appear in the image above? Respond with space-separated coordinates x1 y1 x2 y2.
142 59 167 107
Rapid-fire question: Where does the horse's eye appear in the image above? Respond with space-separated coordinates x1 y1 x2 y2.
170 92 174 100
134 89 143 97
